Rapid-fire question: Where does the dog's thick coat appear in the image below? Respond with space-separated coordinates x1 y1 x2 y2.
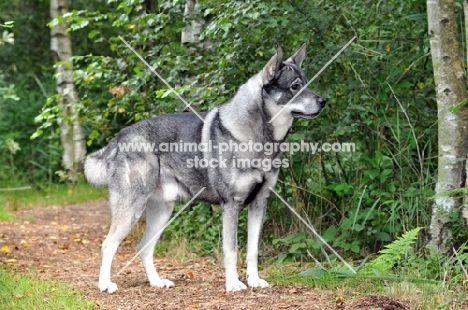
84 45 326 293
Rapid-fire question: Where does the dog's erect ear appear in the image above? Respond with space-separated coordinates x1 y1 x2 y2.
261 47 283 84
285 43 306 67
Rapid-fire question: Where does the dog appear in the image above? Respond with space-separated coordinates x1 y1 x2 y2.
84 44 326 293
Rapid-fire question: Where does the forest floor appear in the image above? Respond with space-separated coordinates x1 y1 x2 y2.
1 201 412 309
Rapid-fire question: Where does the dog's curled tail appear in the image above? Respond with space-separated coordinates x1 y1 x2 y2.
84 146 108 187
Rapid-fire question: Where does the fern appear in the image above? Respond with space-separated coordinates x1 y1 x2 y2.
363 227 423 275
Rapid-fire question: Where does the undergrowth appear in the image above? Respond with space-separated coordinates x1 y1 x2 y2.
268 227 468 309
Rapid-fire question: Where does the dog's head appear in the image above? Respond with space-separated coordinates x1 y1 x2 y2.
261 44 326 121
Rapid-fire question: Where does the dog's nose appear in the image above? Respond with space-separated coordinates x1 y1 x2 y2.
318 97 327 108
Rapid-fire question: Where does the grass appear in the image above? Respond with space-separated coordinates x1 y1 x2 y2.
266 261 467 309
0 268 94 310
0 205 14 221
0 182 107 217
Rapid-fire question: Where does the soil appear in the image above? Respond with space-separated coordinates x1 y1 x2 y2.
344 295 408 310
1 201 412 309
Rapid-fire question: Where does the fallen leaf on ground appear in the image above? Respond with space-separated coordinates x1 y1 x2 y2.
187 270 195 279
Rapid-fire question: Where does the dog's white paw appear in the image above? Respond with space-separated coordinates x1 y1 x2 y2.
247 277 270 288
226 279 247 292
150 278 175 288
99 281 118 294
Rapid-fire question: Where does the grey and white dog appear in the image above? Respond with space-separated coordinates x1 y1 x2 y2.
84 44 326 293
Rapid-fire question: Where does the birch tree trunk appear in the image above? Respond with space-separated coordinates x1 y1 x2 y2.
50 0 86 182
181 0 205 91
463 0 468 228
427 0 468 254
181 0 203 44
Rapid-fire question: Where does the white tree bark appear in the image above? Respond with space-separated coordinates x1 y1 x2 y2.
463 0 468 227
50 0 86 181
464 1 468 66
181 0 203 44
427 0 468 253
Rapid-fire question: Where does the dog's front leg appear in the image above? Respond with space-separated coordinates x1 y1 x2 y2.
222 202 247 292
246 198 270 288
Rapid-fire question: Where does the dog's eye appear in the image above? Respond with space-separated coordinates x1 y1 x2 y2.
291 83 301 91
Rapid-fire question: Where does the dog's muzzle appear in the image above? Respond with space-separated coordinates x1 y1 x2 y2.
317 97 327 108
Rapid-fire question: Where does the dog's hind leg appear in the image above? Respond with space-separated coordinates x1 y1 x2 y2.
138 192 175 288
99 159 158 293
99 191 148 293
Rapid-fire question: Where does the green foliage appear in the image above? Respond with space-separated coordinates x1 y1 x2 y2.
273 232 317 262
162 203 222 256
364 227 423 275
0 268 93 309
445 206 468 247
449 99 467 114
0 1 61 185
0 20 14 45
158 203 248 257
154 203 217 256
0 20 22 183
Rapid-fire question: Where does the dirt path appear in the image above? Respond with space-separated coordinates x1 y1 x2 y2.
0 201 408 309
